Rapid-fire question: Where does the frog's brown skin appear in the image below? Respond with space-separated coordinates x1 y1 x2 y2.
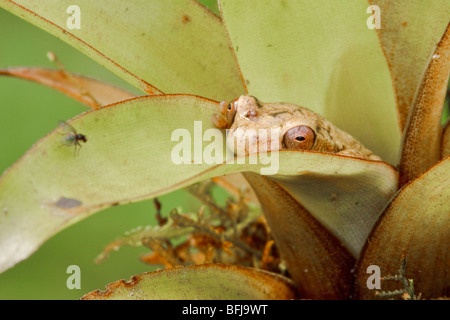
213 95 381 161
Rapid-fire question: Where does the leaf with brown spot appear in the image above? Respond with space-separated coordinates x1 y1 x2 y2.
0 67 136 109
0 91 398 275
354 157 450 300
81 264 296 300
399 25 450 187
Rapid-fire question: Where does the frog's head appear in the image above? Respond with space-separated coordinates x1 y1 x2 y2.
213 95 266 129
214 95 379 160
215 95 319 156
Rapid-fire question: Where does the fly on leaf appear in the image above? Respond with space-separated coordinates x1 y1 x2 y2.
59 121 87 155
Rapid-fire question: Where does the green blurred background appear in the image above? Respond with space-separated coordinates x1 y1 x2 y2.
0 1 219 299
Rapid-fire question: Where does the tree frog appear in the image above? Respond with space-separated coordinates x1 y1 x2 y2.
213 95 380 161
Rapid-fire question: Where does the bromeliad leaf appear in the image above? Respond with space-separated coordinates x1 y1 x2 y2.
0 0 244 100
354 157 450 299
369 0 450 130
81 264 297 300
399 26 450 186
0 94 398 273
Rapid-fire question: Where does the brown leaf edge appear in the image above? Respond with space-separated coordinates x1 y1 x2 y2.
399 23 450 187
0 67 137 109
244 173 356 300
81 263 297 300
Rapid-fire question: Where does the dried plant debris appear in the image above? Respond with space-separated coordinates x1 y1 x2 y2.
375 251 422 300
96 180 284 275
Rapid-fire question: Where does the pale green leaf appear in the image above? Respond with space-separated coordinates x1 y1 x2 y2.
219 0 401 164
81 264 296 300
0 95 398 273
0 0 244 100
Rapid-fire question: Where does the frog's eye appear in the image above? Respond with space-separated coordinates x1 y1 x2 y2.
224 98 238 123
283 125 315 150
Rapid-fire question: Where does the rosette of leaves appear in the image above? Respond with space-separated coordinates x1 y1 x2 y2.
0 0 448 299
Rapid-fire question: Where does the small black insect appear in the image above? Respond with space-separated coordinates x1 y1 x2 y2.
59 121 87 154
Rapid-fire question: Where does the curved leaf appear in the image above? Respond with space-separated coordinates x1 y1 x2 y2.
0 0 244 100
271 159 398 257
81 264 296 300
219 0 400 164
0 95 398 273
242 154 398 298
369 0 450 130
354 157 450 299
399 25 450 187
0 95 218 273
244 172 355 299
0 67 136 109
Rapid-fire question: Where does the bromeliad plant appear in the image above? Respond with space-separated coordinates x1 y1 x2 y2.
0 0 449 300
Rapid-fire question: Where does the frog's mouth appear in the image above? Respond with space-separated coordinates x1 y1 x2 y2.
225 127 282 157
